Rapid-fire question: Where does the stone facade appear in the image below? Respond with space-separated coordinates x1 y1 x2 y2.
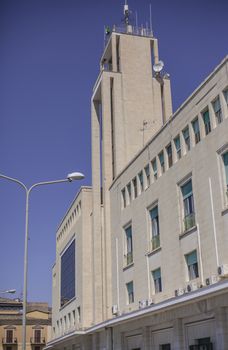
47 19 228 350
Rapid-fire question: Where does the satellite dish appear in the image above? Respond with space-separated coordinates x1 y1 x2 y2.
153 60 164 73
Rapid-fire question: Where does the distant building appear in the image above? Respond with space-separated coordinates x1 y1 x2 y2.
47 4 228 350
0 298 51 350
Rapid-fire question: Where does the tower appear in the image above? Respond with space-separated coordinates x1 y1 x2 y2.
91 5 172 323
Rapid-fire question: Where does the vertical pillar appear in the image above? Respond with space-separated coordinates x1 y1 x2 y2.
173 318 184 350
91 98 103 324
215 307 228 350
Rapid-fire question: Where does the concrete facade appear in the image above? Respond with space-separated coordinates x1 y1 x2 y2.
46 19 228 350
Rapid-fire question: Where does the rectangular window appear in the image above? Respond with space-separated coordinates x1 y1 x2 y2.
223 88 228 105
166 143 173 168
6 330 13 343
152 158 158 180
160 345 171 350
181 179 195 231
122 188 126 208
144 164 150 187
138 171 144 192
152 268 162 293
202 109 211 135
174 135 181 159
127 183 132 202
185 250 199 280
34 330 41 343
126 281 134 304
182 126 190 151
159 151 165 173
223 152 228 192
213 96 222 124
77 306 81 323
72 310 75 326
192 118 200 144
132 177 137 198
125 225 133 265
149 205 160 250
61 240 75 307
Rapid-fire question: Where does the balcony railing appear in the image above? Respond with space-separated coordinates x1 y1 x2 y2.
30 337 45 344
183 213 196 231
125 252 133 266
151 235 160 250
2 338 17 344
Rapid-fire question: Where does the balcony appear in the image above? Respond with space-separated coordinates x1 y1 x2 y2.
151 235 160 250
2 338 17 345
30 337 46 345
183 213 196 231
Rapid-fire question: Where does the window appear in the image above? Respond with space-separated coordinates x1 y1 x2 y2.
192 118 200 144
185 250 199 280
126 281 134 304
159 151 165 173
166 143 173 168
152 268 162 293
125 225 133 265
6 330 13 343
127 183 132 202
181 179 195 231
174 135 181 159
61 240 75 307
138 171 144 193
189 337 213 350
202 109 211 135
182 126 190 151
160 345 171 350
213 96 222 124
132 177 137 198
77 306 81 323
152 158 158 180
222 151 228 193
223 88 228 105
149 205 160 250
144 164 150 187
122 188 126 208
34 329 41 343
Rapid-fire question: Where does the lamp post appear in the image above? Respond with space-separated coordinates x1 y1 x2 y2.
0 172 84 350
0 289 16 294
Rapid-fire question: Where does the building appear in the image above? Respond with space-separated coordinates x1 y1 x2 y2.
47 5 228 350
0 298 51 350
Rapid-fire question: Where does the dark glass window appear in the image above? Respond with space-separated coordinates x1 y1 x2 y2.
61 240 75 306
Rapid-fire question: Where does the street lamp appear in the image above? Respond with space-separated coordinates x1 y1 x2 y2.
0 172 84 350
0 289 16 294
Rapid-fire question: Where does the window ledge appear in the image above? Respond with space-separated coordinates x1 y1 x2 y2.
146 246 162 257
123 262 134 271
221 206 228 216
179 225 197 239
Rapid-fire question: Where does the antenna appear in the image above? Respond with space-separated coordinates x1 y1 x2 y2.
123 1 130 26
149 4 153 34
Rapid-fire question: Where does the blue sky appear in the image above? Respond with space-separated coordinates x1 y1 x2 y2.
0 0 227 304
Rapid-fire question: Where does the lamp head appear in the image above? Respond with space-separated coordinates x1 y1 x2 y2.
67 172 85 182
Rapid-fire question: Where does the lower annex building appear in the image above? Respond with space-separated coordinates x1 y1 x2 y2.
45 6 228 350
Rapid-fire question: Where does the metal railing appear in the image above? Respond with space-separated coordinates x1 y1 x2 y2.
2 337 17 344
30 337 45 344
112 25 153 38
183 213 196 231
151 235 160 250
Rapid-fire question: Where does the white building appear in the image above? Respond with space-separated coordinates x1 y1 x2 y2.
46 6 228 350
